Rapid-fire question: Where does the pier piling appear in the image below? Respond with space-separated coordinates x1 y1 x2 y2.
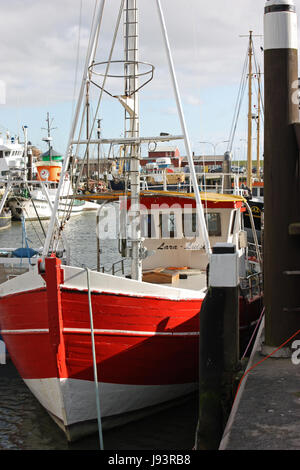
195 243 239 450
264 0 300 351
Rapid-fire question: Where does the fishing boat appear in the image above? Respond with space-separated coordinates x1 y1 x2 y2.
8 155 98 221
0 0 262 442
0 189 262 441
7 116 99 221
243 180 264 243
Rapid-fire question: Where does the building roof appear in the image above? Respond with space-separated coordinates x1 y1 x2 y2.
181 154 225 163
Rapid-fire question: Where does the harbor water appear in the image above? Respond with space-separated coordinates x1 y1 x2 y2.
0 211 198 451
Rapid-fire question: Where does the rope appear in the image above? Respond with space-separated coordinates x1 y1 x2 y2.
235 327 300 404
25 183 47 238
218 322 300 449
21 216 33 266
241 307 265 359
86 267 104 450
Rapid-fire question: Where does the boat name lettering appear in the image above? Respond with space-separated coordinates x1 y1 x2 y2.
157 243 178 250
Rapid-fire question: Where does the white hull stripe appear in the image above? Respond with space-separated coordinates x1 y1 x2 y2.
63 328 199 337
1 328 199 337
1 329 49 334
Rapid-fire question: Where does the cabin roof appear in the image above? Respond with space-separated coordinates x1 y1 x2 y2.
138 190 245 203
41 148 62 158
74 189 245 209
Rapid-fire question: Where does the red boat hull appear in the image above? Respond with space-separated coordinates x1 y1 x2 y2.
0 257 262 440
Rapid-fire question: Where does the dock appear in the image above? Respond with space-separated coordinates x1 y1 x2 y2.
220 321 300 450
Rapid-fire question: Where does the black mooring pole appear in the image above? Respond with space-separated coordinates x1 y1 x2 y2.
263 0 300 350
195 243 239 450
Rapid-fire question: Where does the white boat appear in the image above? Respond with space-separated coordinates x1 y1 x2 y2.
0 132 25 180
8 133 99 221
8 177 99 221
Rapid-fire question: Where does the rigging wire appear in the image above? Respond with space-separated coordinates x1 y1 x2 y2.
71 0 83 125
58 0 126 241
227 48 249 153
252 45 264 121
227 35 264 155
49 0 101 252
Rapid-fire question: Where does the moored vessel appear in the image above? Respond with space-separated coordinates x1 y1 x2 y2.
8 117 99 221
0 0 263 443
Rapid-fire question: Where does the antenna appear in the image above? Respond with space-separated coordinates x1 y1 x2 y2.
42 112 57 152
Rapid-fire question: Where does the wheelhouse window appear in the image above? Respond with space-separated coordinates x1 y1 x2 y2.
141 214 156 239
183 212 221 237
0 151 3 159
206 212 221 236
183 213 198 238
230 210 237 235
159 212 177 238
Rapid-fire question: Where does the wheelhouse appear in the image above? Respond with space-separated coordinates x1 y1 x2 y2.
126 191 247 276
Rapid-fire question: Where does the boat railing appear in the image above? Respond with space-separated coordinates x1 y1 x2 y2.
99 259 127 276
139 172 245 195
248 241 262 260
240 271 263 302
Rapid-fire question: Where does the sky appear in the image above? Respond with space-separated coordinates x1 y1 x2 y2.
0 0 294 162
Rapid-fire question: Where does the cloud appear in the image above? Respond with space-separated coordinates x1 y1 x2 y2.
0 0 267 108
0 81 6 105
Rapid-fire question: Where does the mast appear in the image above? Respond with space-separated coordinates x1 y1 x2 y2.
97 118 102 184
247 31 253 189
42 112 57 159
86 74 91 184
256 68 261 181
22 125 28 181
123 0 142 281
